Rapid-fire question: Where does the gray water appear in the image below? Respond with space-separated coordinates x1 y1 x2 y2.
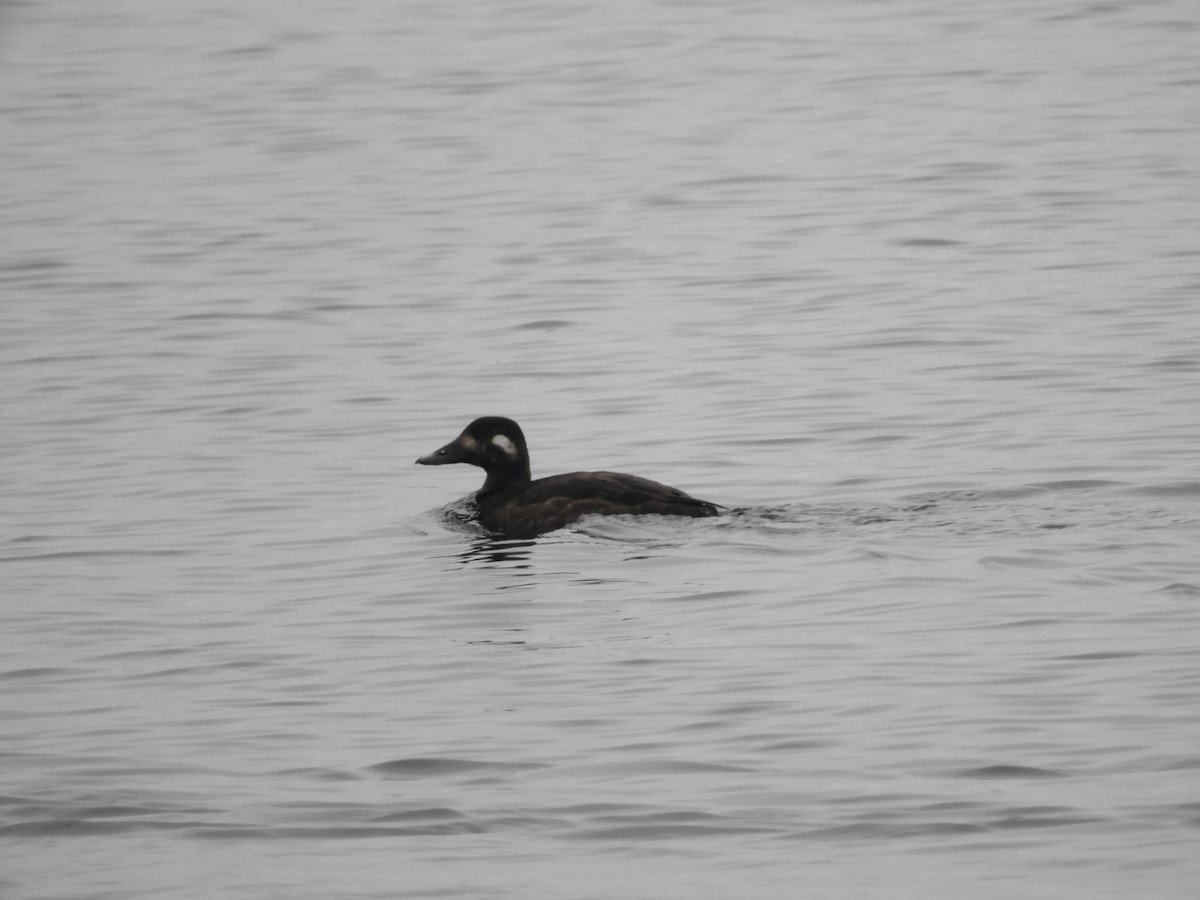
3 0 1199 897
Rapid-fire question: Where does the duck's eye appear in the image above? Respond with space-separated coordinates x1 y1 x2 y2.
491 434 518 459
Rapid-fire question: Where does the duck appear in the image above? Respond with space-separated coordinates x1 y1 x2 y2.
416 416 720 538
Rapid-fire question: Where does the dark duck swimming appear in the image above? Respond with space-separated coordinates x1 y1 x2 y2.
416 416 720 538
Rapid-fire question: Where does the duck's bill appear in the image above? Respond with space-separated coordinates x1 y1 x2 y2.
415 440 467 465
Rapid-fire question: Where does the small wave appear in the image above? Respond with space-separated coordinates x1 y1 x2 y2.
367 757 545 778
577 821 776 840
1158 582 1200 598
1125 480 1200 498
0 667 81 680
954 764 1066 779
0 549 189 564
0 818 194 837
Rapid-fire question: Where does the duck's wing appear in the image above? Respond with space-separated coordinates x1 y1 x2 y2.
515 471 720 517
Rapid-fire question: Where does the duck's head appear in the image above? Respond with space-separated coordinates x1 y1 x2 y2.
416 416 531 481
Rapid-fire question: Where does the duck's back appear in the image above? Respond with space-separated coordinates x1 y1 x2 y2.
478 471 719 538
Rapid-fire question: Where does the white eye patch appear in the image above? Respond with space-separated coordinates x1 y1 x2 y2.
491 434 518 459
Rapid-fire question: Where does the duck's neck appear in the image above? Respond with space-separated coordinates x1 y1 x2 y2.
480 462 531 495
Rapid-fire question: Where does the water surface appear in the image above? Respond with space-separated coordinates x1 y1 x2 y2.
3 1 1199 897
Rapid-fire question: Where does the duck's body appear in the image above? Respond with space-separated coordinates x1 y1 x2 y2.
416 416 719 538
471 469 719 538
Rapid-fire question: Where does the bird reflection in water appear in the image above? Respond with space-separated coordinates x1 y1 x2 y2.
455 535 537 569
